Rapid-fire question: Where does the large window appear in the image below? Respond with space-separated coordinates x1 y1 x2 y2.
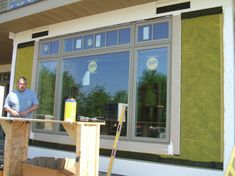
60 51 129 136
35 61 57 131
35 18 177 151
135 47 168 140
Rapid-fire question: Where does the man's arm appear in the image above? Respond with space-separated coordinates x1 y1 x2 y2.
19 104 39 117
4 107 19 117
4 93 19 117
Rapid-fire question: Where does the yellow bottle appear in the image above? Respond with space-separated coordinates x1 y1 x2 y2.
64 98 77 122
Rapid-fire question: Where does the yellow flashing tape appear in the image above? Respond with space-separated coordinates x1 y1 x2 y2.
64 98 77 122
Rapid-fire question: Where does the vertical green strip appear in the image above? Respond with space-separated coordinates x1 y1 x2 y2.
180 14 223 162
14 43 35 88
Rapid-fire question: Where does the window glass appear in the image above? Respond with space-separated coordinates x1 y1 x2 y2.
61 51 129 136
73 36 83 51
138 25 152 42
9 0 39 10
50 40 60 54
106 30 118 46
136 47 168 139
64 38 73 52
35 61 57 131
119 28 131 44
84 34 94 49
95 33 105 48
40 42 50 56
153 22 169 40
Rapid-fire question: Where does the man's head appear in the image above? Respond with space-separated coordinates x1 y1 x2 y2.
17 76 27 92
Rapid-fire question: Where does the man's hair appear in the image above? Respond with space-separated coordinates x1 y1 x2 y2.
18 76 27 83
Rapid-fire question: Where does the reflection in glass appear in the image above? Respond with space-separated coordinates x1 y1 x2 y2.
74 37 83 50
35 61 57 130
50 40 59 54
9 0 39 10
153 22 169 40
95 33 105 48
61 51 129 136
40 42 50 56
84 34 94 49
64 38 73 52
106 30 118 46
138 25 152 42
40 41 60 56
136 47 168 139
119 28 131 44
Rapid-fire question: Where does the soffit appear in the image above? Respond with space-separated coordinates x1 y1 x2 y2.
0 0 157 64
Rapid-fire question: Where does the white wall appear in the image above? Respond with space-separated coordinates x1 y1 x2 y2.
100 157 223 176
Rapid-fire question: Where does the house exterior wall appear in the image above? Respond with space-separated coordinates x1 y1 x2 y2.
8 0 235 175
180 13 223 162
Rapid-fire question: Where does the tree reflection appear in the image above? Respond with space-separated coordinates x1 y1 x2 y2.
61 71 128 119
137 70 167 124
38 66 166 127
37 64 56 116
36 63 56 129
79 85 111 117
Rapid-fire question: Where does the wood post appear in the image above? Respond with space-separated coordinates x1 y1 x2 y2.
62 123 101 176
0 120 30 176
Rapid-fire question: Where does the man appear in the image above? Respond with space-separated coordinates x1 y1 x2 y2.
4 76 39 118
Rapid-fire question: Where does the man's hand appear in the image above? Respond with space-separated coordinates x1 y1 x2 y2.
9 109 19 117
19 104 39 117
19 110 29 117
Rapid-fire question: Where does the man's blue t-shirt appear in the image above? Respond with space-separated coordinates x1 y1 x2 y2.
4 89 39 118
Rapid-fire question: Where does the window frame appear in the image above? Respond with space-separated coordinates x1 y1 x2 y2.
135 18 171 46
132 44 171 143
57 49 132 136
39 39 60 58
33 58 60 133
33 16 181 155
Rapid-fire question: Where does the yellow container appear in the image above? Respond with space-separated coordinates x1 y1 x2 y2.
64 98 77 122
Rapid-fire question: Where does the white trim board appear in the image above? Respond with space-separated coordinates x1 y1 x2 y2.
0 86 5 117
28 146 223 176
